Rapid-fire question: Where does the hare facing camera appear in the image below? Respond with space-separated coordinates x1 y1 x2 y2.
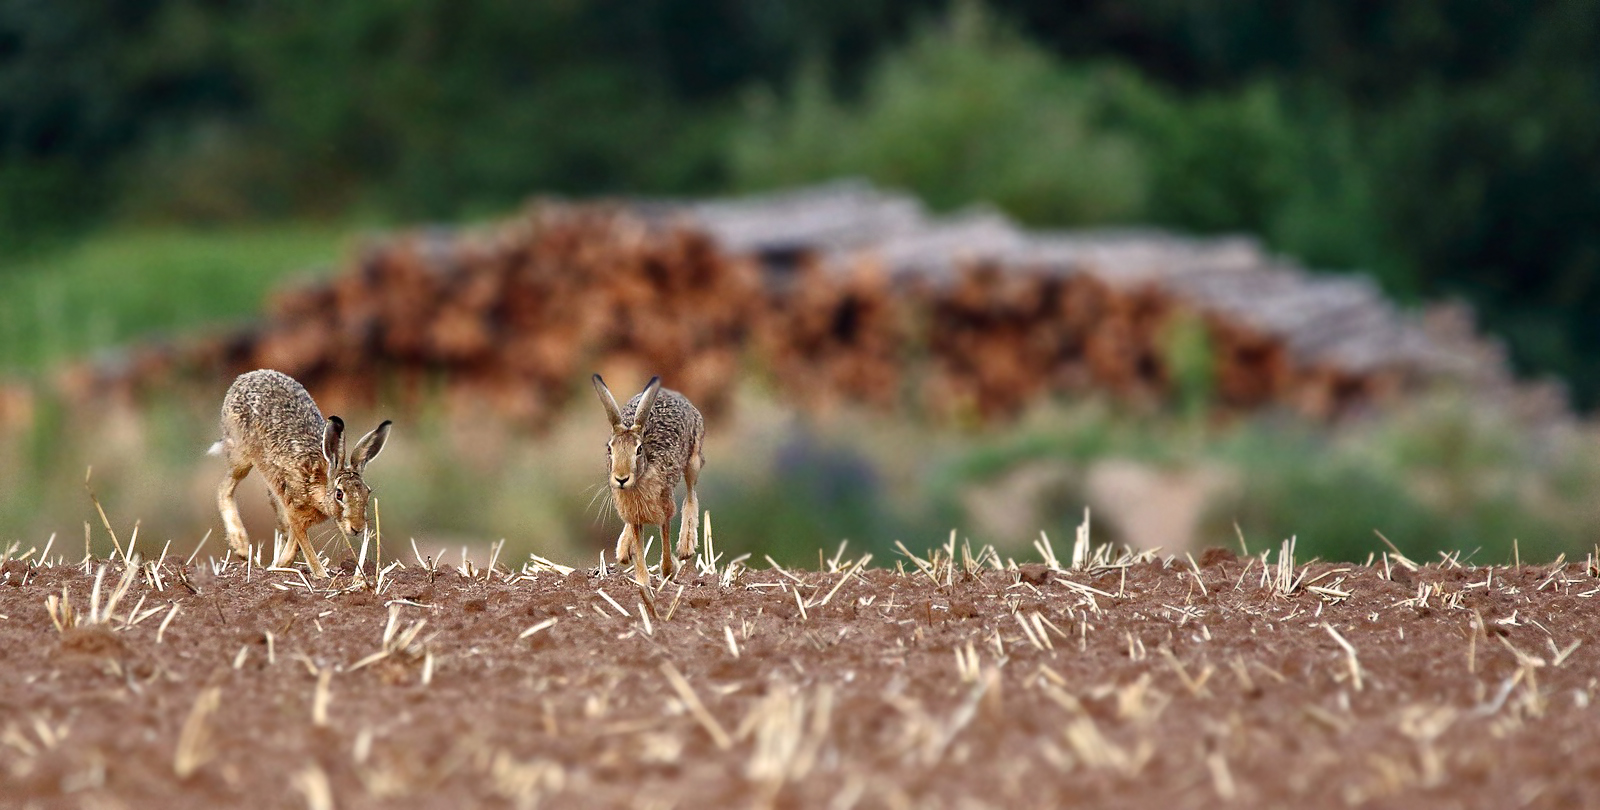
212 369 391 578
592 374 705 585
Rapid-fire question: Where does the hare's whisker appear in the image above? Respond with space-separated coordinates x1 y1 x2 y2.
583 484 606 515
589 489 618 526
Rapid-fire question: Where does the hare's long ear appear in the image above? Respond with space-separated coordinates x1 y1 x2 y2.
351 420 392 472
321 416 346 476
592 374 623 428
632 376 662 429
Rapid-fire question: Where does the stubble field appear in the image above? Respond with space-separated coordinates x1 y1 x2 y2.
3 533 1599 809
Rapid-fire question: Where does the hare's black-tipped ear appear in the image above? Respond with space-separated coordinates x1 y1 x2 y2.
593 374 623 428
633 376 663 428
322 416 346 473
351 420 392 471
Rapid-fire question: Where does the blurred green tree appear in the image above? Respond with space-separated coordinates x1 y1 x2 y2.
731 2 1148 224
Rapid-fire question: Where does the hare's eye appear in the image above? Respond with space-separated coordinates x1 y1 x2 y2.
334 489 345 502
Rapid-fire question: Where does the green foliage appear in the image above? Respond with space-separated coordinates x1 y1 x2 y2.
1204 400 1576 564
1 0 938 233
730 2 1147 225
903 394 1592 564
1220 455 1437 564
1113 81 1300 234
1369 65 1600 398
0 159 108 256
728 8 1400 289
701 431 935 566
1107 79 1395 284
1158 312 1215 420
0 225 348 374
1213 447 1569 566
185 0 728 218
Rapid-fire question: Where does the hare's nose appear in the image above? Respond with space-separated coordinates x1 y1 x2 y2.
614 475 630 487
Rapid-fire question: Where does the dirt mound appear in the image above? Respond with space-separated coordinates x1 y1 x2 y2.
2 543 1597 809
54 625 128 659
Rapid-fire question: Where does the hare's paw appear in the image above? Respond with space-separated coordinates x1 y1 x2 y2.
613 527 638 567
305 555 330 580
273 544 299 569
675 521 698 560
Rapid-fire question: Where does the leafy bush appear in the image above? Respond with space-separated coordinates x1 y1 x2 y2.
730 2 1148 225
1203 401 1576 564
727 3 1399 295
701 430 933 565
1107 79 1394 284
1208 443 1440 563
0 160 108 257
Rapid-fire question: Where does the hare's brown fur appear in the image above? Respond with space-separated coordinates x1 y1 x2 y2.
214 369 390 578
593 374 705 584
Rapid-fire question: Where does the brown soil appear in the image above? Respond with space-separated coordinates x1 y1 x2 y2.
3 545 1600 809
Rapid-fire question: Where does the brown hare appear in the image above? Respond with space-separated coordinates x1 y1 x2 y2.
592 374 705 585
212 369 391 578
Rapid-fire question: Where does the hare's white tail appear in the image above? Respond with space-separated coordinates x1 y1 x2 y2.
207 440 224 457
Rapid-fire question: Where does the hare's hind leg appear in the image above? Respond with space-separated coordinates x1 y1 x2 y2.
217 464 253 559
676 435 704 562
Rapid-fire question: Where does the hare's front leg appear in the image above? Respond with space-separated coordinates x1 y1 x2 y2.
619 523 649 586
299 528 329 579
614 524 634 567
280 516 328 579
614 521 646 585
267 488 296 568
661 523 677 580
217 465 253 559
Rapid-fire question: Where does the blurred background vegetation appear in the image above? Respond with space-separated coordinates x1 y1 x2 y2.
3 0 1599 566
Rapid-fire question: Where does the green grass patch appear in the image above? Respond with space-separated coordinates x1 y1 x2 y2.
0 224 357 375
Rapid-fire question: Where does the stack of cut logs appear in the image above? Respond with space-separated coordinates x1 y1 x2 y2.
46 181 1549 427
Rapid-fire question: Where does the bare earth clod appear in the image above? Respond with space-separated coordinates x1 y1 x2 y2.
2 540 1599 809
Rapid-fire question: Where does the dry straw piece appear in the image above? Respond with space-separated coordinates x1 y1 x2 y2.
173 687 223 778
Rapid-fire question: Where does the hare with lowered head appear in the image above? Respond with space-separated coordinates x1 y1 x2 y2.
592 374 705 585
212 369 391 578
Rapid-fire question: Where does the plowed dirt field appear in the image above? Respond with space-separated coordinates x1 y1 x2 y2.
3 542 1599 809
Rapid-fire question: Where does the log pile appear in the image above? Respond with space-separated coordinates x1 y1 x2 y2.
59 205 762 427
687 181 1539 421
43 180 1551 429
